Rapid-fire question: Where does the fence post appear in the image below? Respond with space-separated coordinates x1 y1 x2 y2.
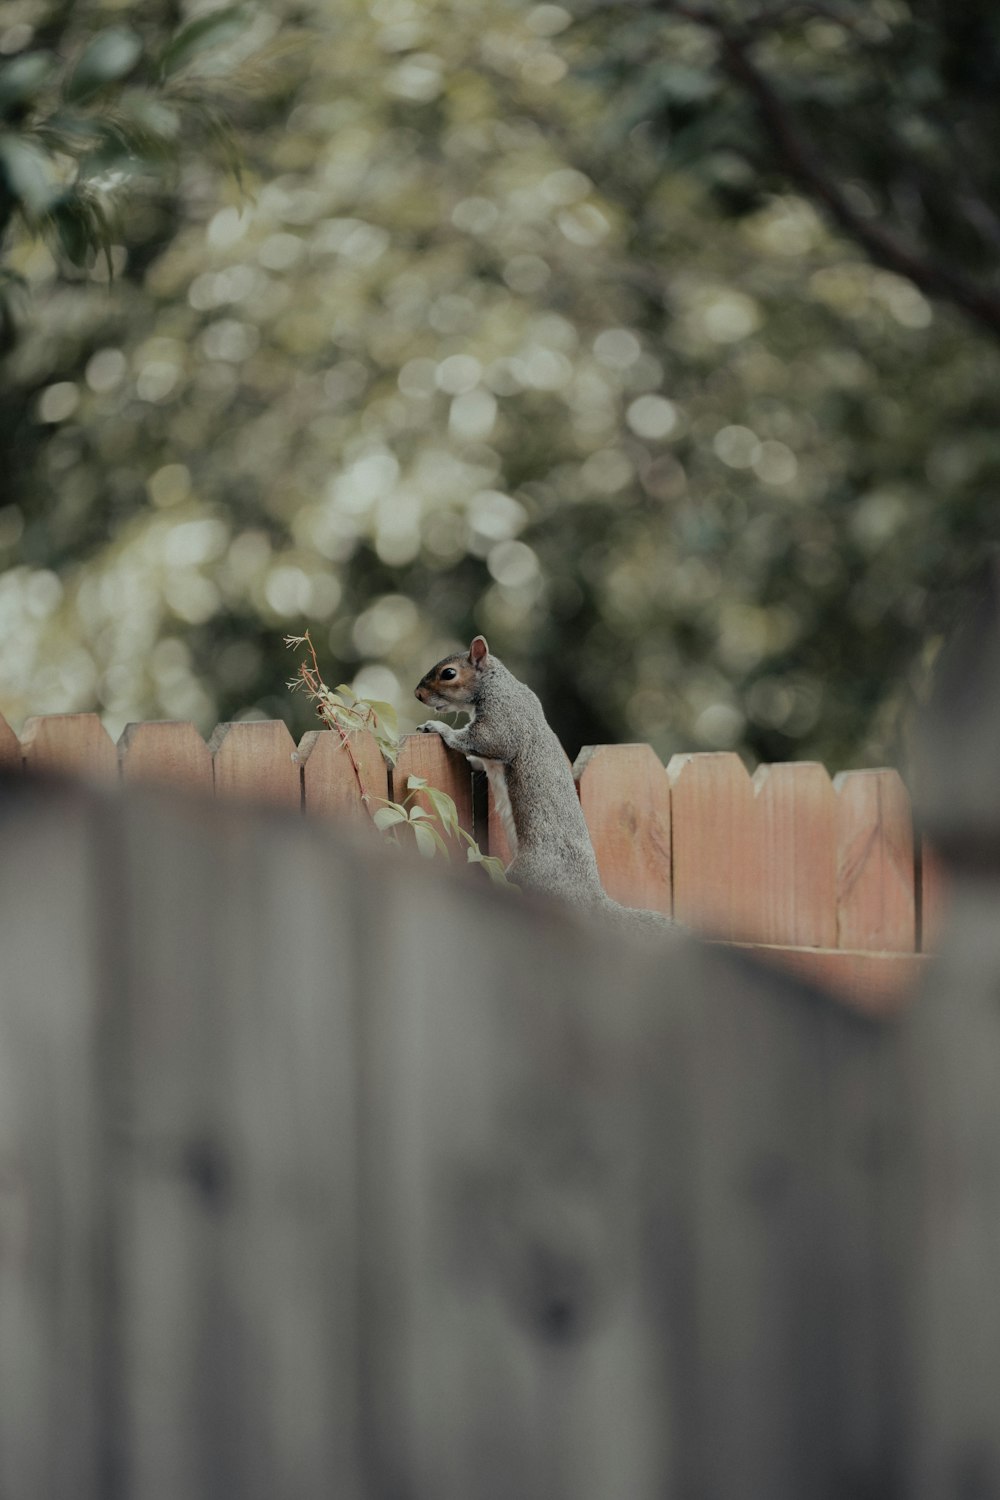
118 721 213 793
575 743 672 916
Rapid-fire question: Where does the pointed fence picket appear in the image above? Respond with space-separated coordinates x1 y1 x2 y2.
209 721 301 810
0 709 938 1005
119 720 214 793
574 743 672 918
20 712 117 781
297 727 388 824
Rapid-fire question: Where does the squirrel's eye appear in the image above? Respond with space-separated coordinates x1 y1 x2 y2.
439 667 457 681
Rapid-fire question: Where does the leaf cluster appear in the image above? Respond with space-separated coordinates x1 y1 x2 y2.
285 634 510 885
0 6 258 280
374 775 510 885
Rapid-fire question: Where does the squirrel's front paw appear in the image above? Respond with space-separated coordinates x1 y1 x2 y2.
416 719 449 736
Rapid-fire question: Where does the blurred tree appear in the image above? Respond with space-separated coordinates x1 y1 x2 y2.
0 2 277 340
574 0 1000 342
0 0 996 775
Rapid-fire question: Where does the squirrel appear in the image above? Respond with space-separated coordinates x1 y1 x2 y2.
414 635 671 933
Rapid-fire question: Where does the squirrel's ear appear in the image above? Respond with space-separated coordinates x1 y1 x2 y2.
469 635 489 668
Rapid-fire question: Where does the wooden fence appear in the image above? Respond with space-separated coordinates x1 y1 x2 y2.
0 758 994 1500
1 709 935 1010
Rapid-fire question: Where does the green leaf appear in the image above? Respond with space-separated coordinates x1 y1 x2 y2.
47 188 116 273
408 806 432 820
65 27 143 102
480 854 512 886
406 774 428 790
373 731 397 767
160 8 248 79
466 845 511 885
0 53 54 117
412 821 444 858
425 786 459 837
366 700 399 734
119 93 181 145
0 135 60 216
373 806 407 831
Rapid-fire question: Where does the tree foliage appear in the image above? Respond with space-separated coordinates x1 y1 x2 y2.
575 0 1000 343
0 1 284 323
0 0 996 773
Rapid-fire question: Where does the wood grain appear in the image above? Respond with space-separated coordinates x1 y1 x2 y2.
209 721 301 810
362 868 672 1498
3 764 999 1496
0 785 107 1499
114 794 363 1500
118 721 213 793
391 732 476 882
392 734 474 833
576 743 672 916
667 752 759 940
752 762 838 948
297 727 387 825
20 713 117 781
834 769 916 952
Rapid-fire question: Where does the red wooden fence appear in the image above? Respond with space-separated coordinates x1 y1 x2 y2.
0 711 932 1010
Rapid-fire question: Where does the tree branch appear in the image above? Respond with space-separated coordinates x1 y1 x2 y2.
655 1 1000 341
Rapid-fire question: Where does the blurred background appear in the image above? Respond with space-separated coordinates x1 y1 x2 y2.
0 0 998 769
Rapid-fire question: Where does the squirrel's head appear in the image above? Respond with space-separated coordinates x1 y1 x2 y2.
414 635 490 710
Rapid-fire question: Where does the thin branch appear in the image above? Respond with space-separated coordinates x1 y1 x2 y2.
642 0 1000 339
714 30 1000 338
289 632 373 809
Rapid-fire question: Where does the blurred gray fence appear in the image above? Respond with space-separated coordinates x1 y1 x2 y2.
0 769 996 1500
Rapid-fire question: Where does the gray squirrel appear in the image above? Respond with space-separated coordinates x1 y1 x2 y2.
415 635 671 932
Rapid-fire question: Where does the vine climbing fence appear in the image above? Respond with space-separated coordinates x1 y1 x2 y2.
1 708 938 1010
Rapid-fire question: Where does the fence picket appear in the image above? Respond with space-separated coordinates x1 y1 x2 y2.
0 784 109 1499
20 712 117 781
667 752 759 940
576 743 672 916
297 727 387 825
752 763 838 948
115 796 363 1500
392 732 474 834
118 721 213 793
209 721 300 809
0 712 20 772
5 712 936 971
362 866 670 1498
834 770 915 952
